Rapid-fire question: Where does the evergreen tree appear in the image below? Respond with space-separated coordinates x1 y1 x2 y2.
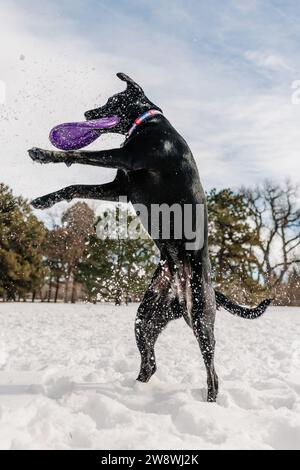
207 188 262 302
0 183 46 300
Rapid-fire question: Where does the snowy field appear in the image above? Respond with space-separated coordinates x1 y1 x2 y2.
0 303 299 450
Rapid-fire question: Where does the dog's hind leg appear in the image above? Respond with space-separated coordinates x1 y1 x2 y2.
135 261 182 382
191 279 219 402
135 295 183 383
195 316 218 402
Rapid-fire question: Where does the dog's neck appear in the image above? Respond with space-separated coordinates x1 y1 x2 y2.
127 109 163 138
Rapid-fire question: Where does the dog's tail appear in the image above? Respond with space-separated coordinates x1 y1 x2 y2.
215 290 272 319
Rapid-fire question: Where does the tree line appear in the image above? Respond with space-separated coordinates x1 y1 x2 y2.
0 181 299 305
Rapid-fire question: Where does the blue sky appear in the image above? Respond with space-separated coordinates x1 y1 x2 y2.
0 0 300 209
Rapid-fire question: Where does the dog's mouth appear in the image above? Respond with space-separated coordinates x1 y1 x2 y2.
84 108 117 121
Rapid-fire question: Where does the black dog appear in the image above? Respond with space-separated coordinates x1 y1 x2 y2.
29 73 271 402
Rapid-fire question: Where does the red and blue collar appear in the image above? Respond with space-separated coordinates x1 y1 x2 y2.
127 109 163 138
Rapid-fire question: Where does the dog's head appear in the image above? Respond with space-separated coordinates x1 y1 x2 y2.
84 73 162 134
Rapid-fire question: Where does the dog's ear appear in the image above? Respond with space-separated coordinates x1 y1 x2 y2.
116 73 143 93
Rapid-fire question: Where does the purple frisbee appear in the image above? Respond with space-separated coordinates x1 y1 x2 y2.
49 115 120 150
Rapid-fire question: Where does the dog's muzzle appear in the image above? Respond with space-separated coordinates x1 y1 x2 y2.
84 111 96 120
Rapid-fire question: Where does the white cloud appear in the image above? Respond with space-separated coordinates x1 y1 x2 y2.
232 0 258 14
245 50 292 72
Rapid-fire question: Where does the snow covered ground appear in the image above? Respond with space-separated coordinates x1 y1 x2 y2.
0 303 299 450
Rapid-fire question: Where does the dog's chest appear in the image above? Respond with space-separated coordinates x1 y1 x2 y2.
127 169 162 196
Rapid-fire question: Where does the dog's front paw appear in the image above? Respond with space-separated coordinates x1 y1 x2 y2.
28 147 51 164
31 195 55 209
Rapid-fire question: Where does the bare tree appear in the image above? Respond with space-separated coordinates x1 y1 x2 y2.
243 180 300 292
